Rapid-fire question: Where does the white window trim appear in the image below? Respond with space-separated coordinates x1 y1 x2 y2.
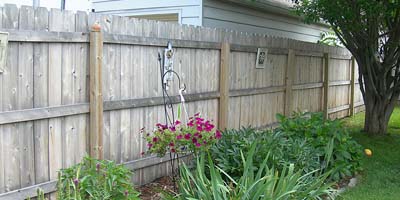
117 8 182 24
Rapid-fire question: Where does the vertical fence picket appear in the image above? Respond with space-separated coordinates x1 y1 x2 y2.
48 9 63 192
33 6 50 187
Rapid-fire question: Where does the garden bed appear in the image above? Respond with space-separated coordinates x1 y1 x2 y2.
137 176 175 200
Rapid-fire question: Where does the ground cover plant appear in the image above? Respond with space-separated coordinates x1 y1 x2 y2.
211 112 363 182
340 106 400 200
57 156 140 200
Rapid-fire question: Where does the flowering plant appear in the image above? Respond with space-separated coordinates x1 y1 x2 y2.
57 156 140 200
143 113 222 157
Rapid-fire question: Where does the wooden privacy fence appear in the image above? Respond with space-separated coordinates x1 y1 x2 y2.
0 4 364 199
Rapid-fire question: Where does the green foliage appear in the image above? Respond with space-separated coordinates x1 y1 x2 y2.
293 0 400 135
211 112 363 182
340 107 400 200
318 31 343 47
176 143 335 200
276 112 363 180
57 156 140 200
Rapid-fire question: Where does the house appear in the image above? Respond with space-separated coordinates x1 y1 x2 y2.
91 0 330 43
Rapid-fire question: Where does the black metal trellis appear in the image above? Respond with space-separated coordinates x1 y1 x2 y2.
157 45 186 192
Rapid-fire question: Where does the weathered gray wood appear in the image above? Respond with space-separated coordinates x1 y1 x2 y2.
230 44 288 54
284 49 295 116
323 53 330 119
47 8 64 188
350 57 356 116
0 104 89 125
0 180 57 200
1 29 89 42
33 6 50 186
119 16 132 163
292 82 323 90
104 92 220 111
219 42 230 129
0 92 220 125
18 5 35 189
104 32 222 49
60 9 78 168
75 11 89 169
2 4 20 193
229 86 286 97
89 23 104 160
328 104 350 114
330 80 351 86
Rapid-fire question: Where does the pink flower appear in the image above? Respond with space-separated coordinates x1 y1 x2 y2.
140 152 145 156
184 133 191 140
187 120 194 127
194 132 200 137
197 125 203 132
169 126 176 132
194 113 200 117
174 120 181 126
96 163 101 171
195 143 201 147
147 143 153 148
156 123 168 130
153 137 159 142
169 142 175 147
124 190 129 196
171 148 176 153
203 140 207 145
73 178 79 186
195 117 204 122
176 134 183 140
192 138 198 144
204 125 214 132
215 130 222 139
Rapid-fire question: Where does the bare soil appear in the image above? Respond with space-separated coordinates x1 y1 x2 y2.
137 176 177 200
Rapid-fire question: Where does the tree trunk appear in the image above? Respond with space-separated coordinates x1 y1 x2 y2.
363 91 397 135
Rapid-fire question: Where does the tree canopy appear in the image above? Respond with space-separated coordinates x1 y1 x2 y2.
293 0 400 134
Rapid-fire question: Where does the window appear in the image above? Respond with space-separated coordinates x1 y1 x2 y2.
129 13 179 23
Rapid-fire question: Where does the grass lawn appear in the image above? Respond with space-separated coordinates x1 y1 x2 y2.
339 106 400 200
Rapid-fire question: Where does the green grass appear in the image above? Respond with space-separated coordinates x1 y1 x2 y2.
339 106 400 200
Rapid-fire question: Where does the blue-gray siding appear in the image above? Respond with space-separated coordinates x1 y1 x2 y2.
203 0 329 42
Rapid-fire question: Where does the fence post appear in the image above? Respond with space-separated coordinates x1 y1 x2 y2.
323 53 330 119
349 56 356 116
284 49 295 116
89 23 104 159
218 42 230 130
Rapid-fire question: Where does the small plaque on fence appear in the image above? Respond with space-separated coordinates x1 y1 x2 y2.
256 48 268 69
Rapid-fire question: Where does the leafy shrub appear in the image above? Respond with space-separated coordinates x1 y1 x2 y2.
276 112 363 180
211 112 362 182
173 143 335 200
143 113 221 156
57 156 140 200
211 127 322 180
